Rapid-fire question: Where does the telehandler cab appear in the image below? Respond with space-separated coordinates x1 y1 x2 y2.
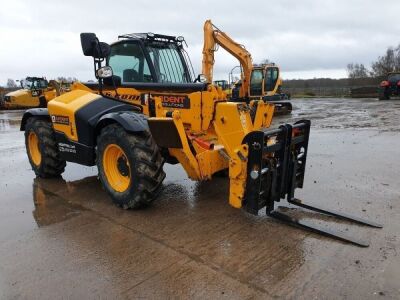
21 25 381 247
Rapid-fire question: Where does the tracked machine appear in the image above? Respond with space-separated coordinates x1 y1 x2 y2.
202 20 292 115
21 22 381 246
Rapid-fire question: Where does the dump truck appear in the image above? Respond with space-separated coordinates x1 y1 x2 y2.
3 77 55 109
378 72 400 100
21 22 381 247
202 21 292 115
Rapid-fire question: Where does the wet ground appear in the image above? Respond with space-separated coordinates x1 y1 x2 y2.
0 98 399 299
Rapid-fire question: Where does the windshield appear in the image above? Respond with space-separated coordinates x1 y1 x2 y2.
146 43 191 83
22 78 48 89
108 42 153 83
388 73 400 83
108 41 191 84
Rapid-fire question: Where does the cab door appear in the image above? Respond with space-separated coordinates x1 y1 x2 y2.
263 67 279 96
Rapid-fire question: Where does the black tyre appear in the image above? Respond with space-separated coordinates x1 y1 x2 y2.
96 124 165 209
25 118 66 177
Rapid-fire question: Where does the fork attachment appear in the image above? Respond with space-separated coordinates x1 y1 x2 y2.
242 120 382 247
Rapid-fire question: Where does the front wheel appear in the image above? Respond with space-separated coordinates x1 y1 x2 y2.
96 124 165 209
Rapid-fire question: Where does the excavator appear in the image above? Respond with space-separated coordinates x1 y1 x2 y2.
20 21 381 247
202 20 292 115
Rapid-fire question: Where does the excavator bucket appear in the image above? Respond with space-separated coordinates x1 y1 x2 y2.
242 120 382 247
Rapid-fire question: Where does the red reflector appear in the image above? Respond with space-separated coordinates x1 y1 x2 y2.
292 128 301 136
380 81 389 87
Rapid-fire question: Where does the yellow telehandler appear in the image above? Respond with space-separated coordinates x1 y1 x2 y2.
20 22 381 246
2 77 66 109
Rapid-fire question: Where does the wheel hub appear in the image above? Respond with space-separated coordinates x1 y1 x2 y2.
117 156 129 176
102 143 131 193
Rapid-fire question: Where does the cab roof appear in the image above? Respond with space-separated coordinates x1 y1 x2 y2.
117 33 186 47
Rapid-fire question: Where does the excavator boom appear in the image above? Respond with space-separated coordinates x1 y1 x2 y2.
202 20 253 98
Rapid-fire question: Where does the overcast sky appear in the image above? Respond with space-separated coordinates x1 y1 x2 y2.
1 0 399 85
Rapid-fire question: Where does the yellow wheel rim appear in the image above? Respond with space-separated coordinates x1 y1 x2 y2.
28 131 41 166
103 144 131 193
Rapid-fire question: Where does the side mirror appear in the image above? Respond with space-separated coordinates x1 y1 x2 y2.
80 33 97 56
80 33 111 59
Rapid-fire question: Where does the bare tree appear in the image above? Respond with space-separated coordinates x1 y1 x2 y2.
6 79 18 88
56 76 78 82
261 58 271 65
347 63 369 78
370 45 400 76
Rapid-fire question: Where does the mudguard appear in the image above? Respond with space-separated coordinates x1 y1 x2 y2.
96 111 149 135
20 108 50 131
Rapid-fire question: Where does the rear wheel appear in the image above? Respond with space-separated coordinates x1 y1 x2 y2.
25 118 66 177
96 124 165 209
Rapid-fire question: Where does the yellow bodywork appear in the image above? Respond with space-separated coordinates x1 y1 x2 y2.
53 82 274 209
3 88 57 109
3 80 74 109
48 89 101 141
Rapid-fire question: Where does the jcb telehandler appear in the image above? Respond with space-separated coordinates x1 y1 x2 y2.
202 20 292 115
21 25 381 247
2 77 65 109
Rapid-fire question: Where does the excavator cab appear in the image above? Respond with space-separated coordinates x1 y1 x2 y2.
249 66 279 96
249 65 292 115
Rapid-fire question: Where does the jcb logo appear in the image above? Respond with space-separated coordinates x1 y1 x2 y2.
51 115 69 125
160 95 190 109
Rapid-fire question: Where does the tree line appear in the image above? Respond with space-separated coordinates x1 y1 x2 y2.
347 44 400 78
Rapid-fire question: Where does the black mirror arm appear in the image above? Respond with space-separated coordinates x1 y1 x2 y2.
194 74 201 83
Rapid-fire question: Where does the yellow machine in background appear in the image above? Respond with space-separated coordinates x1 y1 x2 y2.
2 77 70 109
21 23 381 247
202 20 292 114
213 79 232 97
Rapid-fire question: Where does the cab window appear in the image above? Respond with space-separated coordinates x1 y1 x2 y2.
146 43 190 83
108 42 153 83
264 67 279 92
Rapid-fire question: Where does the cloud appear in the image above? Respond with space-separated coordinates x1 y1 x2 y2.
1 0 399 84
